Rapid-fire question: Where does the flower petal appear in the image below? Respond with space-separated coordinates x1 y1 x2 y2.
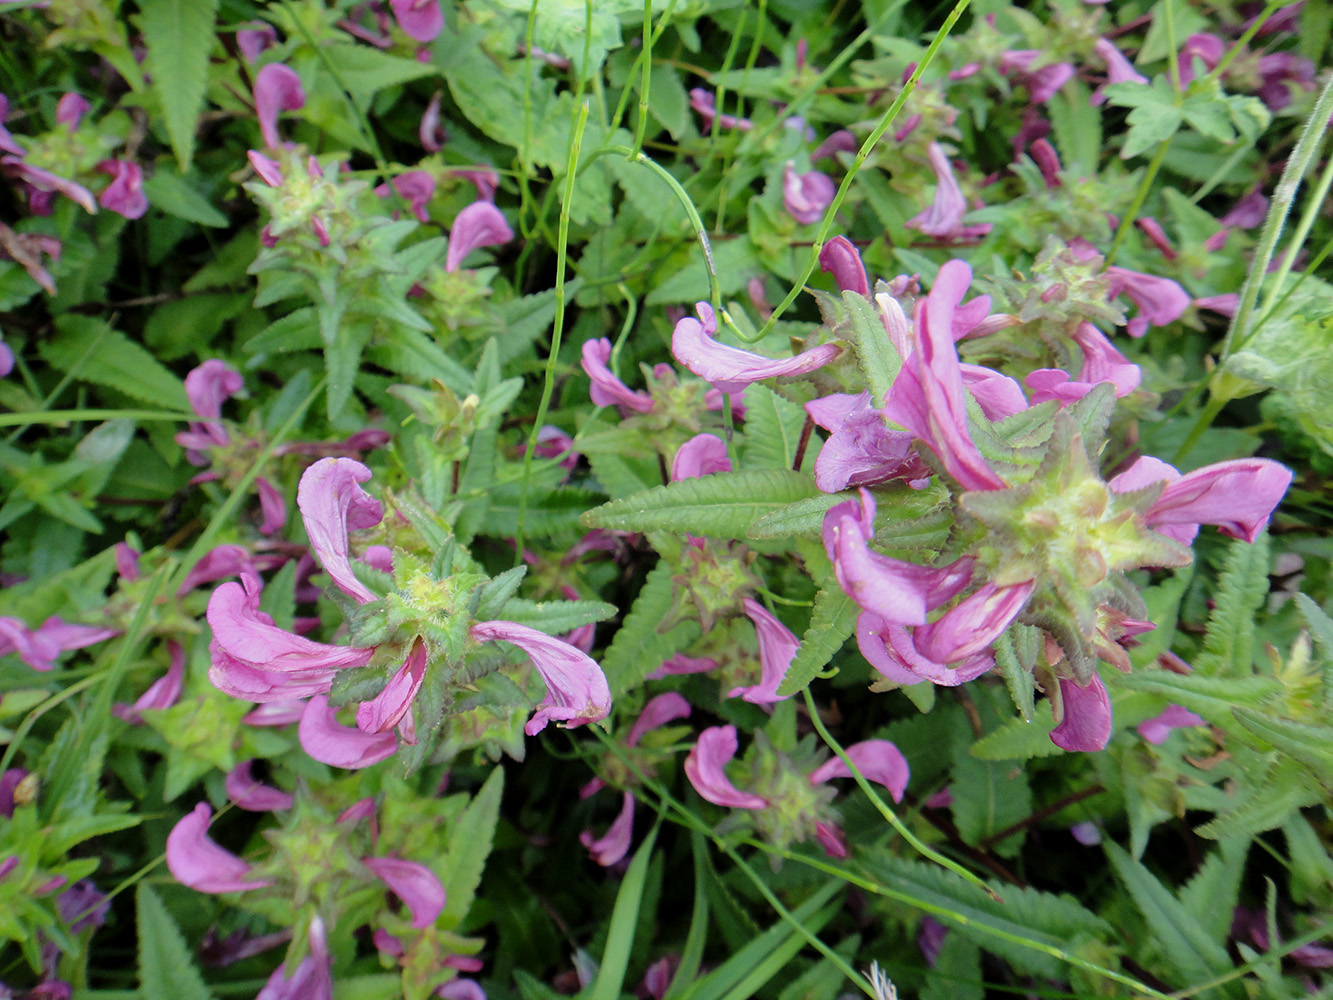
254 64 305 150
580 790 636 867
469 620 611 735
445 201 512 272
166 803 273 893
225 760 294 812
683 725 767 810
808 739 910 802
363 856 446 928
1050 673 1113 752
297 458 384 604
672 301 840 394
299 695 398 769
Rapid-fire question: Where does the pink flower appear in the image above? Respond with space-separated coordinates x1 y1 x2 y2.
782 162 836 225
823 490 974 626
581 790 636 866
912 581 1035 664
1 156 98 214
807 740 910 802
0 616 115 672
297 458 385 605
1091 38 1147 105
807 393 927 493
581 338 655 413
1050 673 1113 752
445 201 512 272
166 802 274 893
379 170 435 223
1136 704 1206 744
672 301 840 394
237 22 278 63
298 695 399 769
1142 457 1291 544
818 236 869 296
253 64 305 149
56 93 90 129
689 89 753 131
113 640 185 723
389 0 444 42
420 90 447 151
812 130 857 161
882 260 1008 491
258 916 332 1000
469 620 611 735
355 638 428 735
907 143 990 241
362 856 445 927
1135 217 1177 261
1104 266 1190 337
1026 323 1141 406
684 726 769 809
177 359 243 458
96 160 147 219
1000 50 1075 103
728 599 797 704
225 760 294 812
1028 138 1062 188
670 433 730 481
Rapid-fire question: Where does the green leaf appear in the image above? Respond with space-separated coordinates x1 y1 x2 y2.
1103 841 1240 996
950 742 1031 856
497 598 618 635
1110 671 1281 725
644 237 760 306
590 821 658 1000
138 0 220 171
41 316 189 411
841 290 902 403
741 385 815 472
443 767 503 923
142 169 228 226
1231 708 1333 780
582 469 820 538
136 884 216 1000
1193 531 1270 676
969 702 1063 760
315 44 435 110
775 583 858 697
1177 838 1248 943
600 560 700 698
746 491 846 539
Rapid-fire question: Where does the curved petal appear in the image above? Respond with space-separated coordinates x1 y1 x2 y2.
445 201 512 272
258 916 332 1000
672 302 840 394
808 740 910 802
814 821 848 859
207 578 375 674
469 620 611 735
225 760 294 812
683 725 767 810
363 856 445 928
297 458 384 604
355 639 428 734
299 696 398 769
627 692 692 747
1050 673 1113 752
581 338 655 413
856 615 995 686
166 802 273 893
670 433 731 481
389 0 443 41
1136 704 1205 744
256 477 287 535
913 580 1034 663
818 235 869 295
184 359 243 422
254 64 305 149
96 160 148 219
580 790 636 867
1148 458 1292 544
782 163 836 225
729 599 797 705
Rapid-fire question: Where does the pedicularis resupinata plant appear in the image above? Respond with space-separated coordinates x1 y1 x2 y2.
1 0 1332 997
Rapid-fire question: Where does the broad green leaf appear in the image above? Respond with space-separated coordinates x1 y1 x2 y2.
600 560 700 698
747 492 846 539
142 169 228 226
644 237 760 306
1110 671 1281 725
1231 708 1333 779
314 44 435 110
138 0 220 171
590 822 659 1000
1193 531 1270 676
1104 841 1241 997
497 598 618 635
443 767 503 923
775 583 857 697
842 290 901 403
1177 839 1249 943
969 702 1063 760
950 742 1032 857
582 469 820 538
136 884 216 1000
741 384 815 472
41 316 189 411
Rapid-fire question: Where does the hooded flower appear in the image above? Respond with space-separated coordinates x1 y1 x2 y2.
1091 38 1148 104
1105 266 1190 337
166 803 275 893
378 171 435 223
684 725 769 809
96 160 147 219
670 433 730 481
298 695 399 769
444 201 512 272
468 620 611 735
856 616 997 686
257 917 332 1000
907 143 991 241
225 760 295 812
389 0 444 42
1109 456 1292 545
581 791 636 867
355 638 428 735
689 89 753 131
1049 673 1113 752
581 338 655 413
1000 50 1075 104
782 162 836 225
297 458 384 604
1136 704 1205 743
362 856 445 927
807 393 927 493
0 616 115 672
672 301 840 394
254 64 305 150
818 236 870 296
728 599 797 704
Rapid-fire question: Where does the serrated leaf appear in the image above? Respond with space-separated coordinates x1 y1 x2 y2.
1110 671 1281 725
443 767 502 923
741 384 815 472
582 469 820 538
970 702 1063 760
842 290 901 403
1231 708 1333 779
1177 838 1248 943
747 491 846 539
41 316 189 411
950 742 1031 856
136 884 216 1000
600 561 700 698
1104 841 1240 996
497 598 618 635
775 583 857 697
138 0 220 171
316 43 435 110
142 169 228 226
1194 531 1270 676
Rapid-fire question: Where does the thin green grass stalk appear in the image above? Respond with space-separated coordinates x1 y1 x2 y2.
700 5 749 186
1199 0 1285 88
1252 231 1333 327
514 99 590 563
0 408 196 428
1222 72 1333 359
610 0 682 140
0 672 103 774
803 688 1001 902
712 0 767 234
5 320 112 445
1106 139 1172 267
1163 0 1182 93
751 0 971 342
633 0 654 156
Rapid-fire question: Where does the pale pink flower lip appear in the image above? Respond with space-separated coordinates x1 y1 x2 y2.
225 760 294 812
297 458 384 605
912 580 1035 664
684 725 768 810
389 0 444 42
362 856 445 927
1136 704 1205 744
626 692 691 747
445 200 512 272
469 620 611 735
670 433 730 481
672 301 840 394
807 740 910 802
355 639 428 734
728 598 797 705
298 695 398 769
1105 266 1190 337
908 143 990 240
581 790 636 867
96 159 148 219
166 803 274 893
253 63 305 150
782 162 836 225
856 615 996 687
1110 456 1292 545
1050 674 1113 752
581 338 655 413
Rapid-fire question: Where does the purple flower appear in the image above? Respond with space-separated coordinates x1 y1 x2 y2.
672 301 840 394
812 130 857 161
1105 265 1190 337
298 695 399 769
1136 704 1205 744
1050 673 1113 752
581 790 636 866
581 337 655 413
912 581 1035 664
782 162 836 225
1000 50 1075 104
389 0 443 42
907 143 991 241
807 393 928 493
959 364 1029 420
444 201 512 272
96 160 147 219
1026 323 1140 406
0 616 115 672
818 236 869 296
378 170 436 223
420 90 447 152
1110 456 1292 545
823 490 974 626
363 856 445 927
166 803 274 893
1256 51 1316 110
355 638 428 735
113 640 185 723
469 620 611 735
297 458 384 605
1176 33 1226 87
237 22 278 63
55 93 90 129
255 476 287 535
1 157 97 214
807 739 910 803
225 760 294 812
689 89 753 132
1091 38 1147 105
881 260 1008 491
177 359 243 458
728 599 797 705
670 433 730 481
258 917 332 1000
253 64 305 150
1029 138 1062 188
683 725 769 809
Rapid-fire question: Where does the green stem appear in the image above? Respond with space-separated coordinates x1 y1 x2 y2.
1105 137 1171 267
